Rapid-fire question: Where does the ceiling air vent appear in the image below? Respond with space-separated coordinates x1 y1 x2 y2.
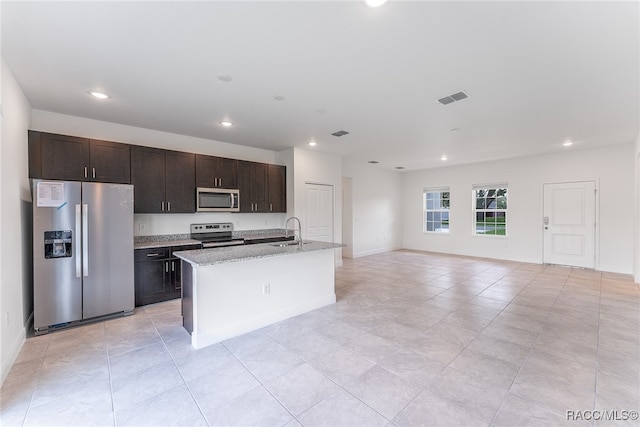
331 130 350 137
438 91 469 105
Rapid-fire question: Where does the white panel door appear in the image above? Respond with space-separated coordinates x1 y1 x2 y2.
543 181 596 268
305 183 334 242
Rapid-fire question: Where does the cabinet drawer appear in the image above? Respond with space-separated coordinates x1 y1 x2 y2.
135 247 171 262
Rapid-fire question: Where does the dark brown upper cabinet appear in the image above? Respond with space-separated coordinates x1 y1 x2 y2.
267 164 287 213
195 154 238 189
238 161 269 213
130 146 195 213
28 131 130 183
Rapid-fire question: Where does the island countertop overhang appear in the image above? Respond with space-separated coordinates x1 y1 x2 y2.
174 240 344 267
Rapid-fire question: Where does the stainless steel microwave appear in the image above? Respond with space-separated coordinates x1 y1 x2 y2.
196 187 240 212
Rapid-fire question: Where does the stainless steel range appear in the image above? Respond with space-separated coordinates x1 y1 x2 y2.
190 222 245 248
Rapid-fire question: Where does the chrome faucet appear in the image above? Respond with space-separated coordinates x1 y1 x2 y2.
285 216 302 246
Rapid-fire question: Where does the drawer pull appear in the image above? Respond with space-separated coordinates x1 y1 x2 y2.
146 253 162 257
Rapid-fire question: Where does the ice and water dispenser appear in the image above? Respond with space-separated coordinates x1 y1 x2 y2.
44 230 72 259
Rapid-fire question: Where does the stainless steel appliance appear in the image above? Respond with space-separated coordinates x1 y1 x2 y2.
196 187 239 212
190 222 245 248
32 180 134 334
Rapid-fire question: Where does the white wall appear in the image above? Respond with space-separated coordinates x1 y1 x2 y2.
31 110 287 236
635 133 640 282
283 148 343 262
1 58 32 384
342 159 403 258
341 177 353 258
402 144 635 275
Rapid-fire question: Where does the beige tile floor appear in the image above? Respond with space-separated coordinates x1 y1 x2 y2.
1 250 639 426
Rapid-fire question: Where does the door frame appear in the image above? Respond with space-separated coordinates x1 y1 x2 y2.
541 180 599 269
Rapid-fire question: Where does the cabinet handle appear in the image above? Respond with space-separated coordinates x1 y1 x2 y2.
167 201 171 212
219 178 222 187
92 167 96 179
84 166 88 178
161 202 165 211
146 253 161 257
270 203 273 212
171 261 175 272
165 261 169 273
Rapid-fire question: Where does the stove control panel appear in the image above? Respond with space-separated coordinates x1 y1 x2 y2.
190 222 233 234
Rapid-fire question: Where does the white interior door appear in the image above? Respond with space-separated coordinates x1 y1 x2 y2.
543 181 596 268
305 183 334 242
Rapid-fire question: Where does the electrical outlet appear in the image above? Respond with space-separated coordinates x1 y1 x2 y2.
262 284 271 294
5 312 9 327
138 223 146 232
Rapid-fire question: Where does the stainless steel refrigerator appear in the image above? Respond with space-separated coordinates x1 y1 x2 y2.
32 180 134 333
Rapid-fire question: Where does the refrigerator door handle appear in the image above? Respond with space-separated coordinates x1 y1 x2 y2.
82 204 89 277
75 204 82 278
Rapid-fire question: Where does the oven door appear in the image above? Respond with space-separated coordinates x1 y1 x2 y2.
196 188 240 212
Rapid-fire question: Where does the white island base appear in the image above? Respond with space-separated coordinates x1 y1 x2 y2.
180 247 337 349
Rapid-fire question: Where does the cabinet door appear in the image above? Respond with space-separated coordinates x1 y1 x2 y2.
216 157 238 189
251 162 269 212
195 154 217 188
131 146 166 213
165 150 195 213
268 164 286 213
41 133 90 181
238 161 253 212
90 139 131 183
135 260 168 306
168 259 182 298
28 131 44 179
239 161 269 212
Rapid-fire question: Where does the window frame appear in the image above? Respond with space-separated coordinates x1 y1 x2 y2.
423 187 451 234
472 184 508 237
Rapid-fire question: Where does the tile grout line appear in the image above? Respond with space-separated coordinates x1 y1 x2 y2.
485 264 570 426
144 305 211 426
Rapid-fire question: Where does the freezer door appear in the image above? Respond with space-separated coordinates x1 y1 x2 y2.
82 182 135 319
33 180 83 330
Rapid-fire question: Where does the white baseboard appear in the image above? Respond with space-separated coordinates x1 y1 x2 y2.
352 246 399 258
192 294 336 349
1 326 26 386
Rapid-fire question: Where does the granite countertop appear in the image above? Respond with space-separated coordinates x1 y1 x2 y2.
134 234 201 250
174 240 344 267
134 229 293 250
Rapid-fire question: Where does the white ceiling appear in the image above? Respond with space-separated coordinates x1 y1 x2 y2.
2 1 638 171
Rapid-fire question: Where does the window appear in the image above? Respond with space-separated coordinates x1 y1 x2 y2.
473 186 507 236
424 189 450 233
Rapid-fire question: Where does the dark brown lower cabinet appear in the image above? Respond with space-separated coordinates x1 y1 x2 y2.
134 244 201 306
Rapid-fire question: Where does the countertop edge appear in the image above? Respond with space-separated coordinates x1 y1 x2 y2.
174 241 345 267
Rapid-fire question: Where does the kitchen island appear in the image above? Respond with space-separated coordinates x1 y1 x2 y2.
174 241 343 349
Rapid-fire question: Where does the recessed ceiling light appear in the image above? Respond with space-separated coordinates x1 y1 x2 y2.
562 140 573 147
273 95 286 101
308 141 317 147
220 120 233 127
368 160 379 164
217 74 232 82
441 155 448 161
365 0 388 7
89 91 109 99
450 128 461 132
395 166 405 170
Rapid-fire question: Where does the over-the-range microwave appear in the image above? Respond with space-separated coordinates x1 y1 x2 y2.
196 187 240 212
